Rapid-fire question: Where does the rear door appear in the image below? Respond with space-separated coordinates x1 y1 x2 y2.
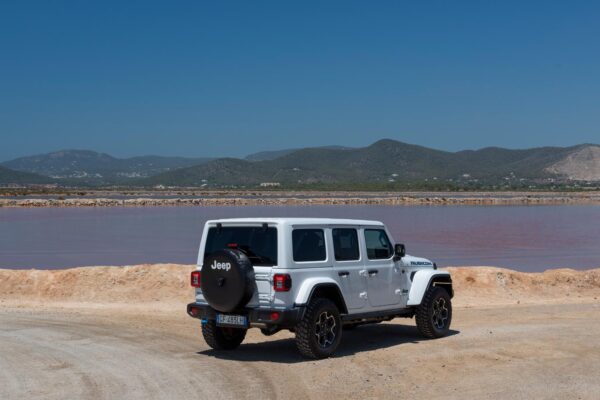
203 224 276 308
363 228 396 307
331 227 367 310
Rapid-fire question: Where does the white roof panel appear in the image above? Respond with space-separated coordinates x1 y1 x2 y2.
205 217 385 227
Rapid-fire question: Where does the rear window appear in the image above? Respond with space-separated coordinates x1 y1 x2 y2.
292 229 326 262
332 228 360 261
204 226 278 266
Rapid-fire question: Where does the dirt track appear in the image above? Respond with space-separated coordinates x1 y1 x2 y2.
1 302 599 400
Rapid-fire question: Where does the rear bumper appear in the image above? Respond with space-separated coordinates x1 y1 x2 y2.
187 303 305 329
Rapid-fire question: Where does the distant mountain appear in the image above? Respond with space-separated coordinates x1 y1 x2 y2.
545 145 600 181
245 145 353 161
0 166 54 185
2 150 213 184
5 141 598 188
144 140 600 187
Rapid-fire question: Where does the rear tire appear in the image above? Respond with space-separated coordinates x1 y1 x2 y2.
202 320 247 350
416 286 452 338
295 298 342 359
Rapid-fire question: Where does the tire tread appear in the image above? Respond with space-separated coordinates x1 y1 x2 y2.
295 298 341 359
202 320 246 350
416 286 451 339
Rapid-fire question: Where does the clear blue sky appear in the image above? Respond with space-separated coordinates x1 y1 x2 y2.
1 1 599 161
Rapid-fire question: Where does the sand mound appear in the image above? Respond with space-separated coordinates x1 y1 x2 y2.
448 266 600 306
0 264 195 310
1 264 599 310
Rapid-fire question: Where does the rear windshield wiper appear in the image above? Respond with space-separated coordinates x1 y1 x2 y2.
237 246 274 265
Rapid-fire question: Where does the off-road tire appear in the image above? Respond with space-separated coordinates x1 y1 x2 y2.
202 320 247 350
416 286 452 338
295 298 342 359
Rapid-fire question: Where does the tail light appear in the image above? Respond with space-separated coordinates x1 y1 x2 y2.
191 270 202 288
273 274 292 292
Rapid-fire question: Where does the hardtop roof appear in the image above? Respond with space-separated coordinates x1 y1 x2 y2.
205 217 385 227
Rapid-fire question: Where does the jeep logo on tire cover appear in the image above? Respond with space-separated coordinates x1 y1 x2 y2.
211 260 231 271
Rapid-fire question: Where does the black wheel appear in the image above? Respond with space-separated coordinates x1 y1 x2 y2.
295 298 342 359
202 320 247 350
416 286 452 338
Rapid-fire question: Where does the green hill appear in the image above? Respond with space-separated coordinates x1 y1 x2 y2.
2 150 213 184
0 166 55 185
245 145 352 161
143 140 599 188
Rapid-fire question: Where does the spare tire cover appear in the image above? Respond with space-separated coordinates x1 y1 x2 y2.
201 249 255 312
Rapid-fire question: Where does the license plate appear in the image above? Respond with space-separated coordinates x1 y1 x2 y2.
216 314 248 327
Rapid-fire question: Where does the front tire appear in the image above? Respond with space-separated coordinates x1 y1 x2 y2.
416 286 452 338
295 298 342 359
202 320 247 350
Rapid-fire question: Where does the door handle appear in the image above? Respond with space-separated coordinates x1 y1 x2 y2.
368 269 379 276
338 271 350 277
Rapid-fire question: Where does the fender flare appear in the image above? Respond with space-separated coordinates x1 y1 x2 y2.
407 270 452 306
294 277 346 310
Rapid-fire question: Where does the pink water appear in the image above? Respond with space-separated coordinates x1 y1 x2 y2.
0 205 598 271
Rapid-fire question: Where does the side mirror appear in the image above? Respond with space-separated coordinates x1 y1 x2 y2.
394 243 406 260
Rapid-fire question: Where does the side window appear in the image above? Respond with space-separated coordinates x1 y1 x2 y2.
292 229 326 262
364 229 393 260
332 228 360 261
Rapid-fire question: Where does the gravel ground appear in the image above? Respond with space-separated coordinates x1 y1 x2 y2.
1 302 599 400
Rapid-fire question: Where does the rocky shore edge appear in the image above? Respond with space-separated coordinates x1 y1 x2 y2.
1 194 599 207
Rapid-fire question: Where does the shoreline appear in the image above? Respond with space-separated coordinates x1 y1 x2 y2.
1 191 600 207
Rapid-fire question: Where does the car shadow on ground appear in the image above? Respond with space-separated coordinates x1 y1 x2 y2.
197 323 460 364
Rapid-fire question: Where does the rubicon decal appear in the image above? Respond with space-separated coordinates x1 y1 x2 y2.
211 260 232 271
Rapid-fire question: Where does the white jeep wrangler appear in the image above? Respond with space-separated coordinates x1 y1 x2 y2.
187 218 453 359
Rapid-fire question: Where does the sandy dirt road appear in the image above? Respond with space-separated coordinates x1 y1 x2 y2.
1 303 599 400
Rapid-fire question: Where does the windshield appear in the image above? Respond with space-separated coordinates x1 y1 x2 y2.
204 226 278 266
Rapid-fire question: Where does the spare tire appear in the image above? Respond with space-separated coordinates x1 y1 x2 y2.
202 249 255 312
